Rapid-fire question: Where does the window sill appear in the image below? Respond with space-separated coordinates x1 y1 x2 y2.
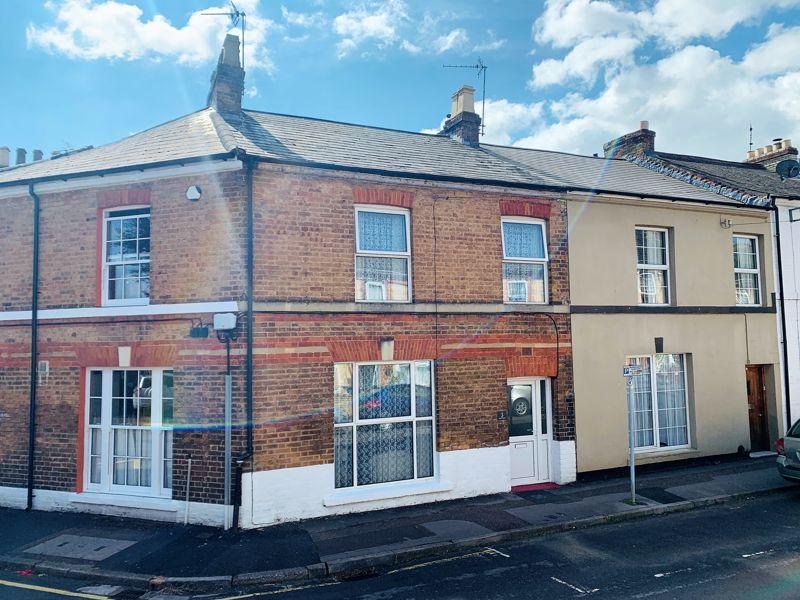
102 300 150 308
69 491 175 512
634 447 696 459
323 479 454 507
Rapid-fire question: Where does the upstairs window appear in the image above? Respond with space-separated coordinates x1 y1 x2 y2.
733 235 761 306
502 218 548 304
355 207 411 303
103 207 150 306
636 227 670 305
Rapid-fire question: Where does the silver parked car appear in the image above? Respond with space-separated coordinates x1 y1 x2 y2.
777 422 800 482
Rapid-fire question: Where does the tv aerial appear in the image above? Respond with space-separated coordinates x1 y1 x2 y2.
202 2 247 71
443 58 487 136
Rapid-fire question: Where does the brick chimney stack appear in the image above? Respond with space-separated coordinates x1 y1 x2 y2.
207 34 245 115
603 121 656 158
745 138 798 172
439 85 481 147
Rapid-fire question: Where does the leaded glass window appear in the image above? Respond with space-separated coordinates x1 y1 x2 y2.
334 361 435 488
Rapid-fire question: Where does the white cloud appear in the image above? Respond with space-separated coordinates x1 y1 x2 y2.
433 28 468 54
280 5 324 28
423 98 544 147
332 0 408 58
400 39 423 54
530 35 639 87
531 0 800 87
27 0 276 71
473 30 507 52
518 32 800 159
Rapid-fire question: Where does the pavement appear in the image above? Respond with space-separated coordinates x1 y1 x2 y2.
0 454 791 595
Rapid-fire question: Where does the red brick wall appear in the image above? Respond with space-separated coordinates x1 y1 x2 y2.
0 171 246 311
0 318 246 504
252 164 569 305
249 312 573 472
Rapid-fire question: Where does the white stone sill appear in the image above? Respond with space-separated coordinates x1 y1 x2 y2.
68 492 177 513
323 479 454 507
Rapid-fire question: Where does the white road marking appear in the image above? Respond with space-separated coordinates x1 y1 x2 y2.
654 567 692 578
742 549 774 558
485 547 511 558
387 548 498 575
550 576 599 594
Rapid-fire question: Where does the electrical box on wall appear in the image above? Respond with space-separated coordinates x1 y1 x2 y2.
37 360 49 385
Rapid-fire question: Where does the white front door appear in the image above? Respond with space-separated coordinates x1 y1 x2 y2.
508 378 552 486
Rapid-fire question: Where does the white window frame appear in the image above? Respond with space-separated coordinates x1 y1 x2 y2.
334 360 436 489
625 354 691 453
83 367 173 498
102 206 151 307
501 217 549 305
354 205 412 304
733 234 761 306
636 226 670 306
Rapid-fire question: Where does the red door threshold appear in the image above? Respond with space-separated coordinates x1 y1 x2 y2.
511 482 561 492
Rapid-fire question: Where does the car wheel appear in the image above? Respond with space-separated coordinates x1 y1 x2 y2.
512 397 530 416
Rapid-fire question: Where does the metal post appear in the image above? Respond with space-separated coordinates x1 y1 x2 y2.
224 373 232 529
627 377 636 504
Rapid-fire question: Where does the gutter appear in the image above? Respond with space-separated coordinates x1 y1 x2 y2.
0 152 238 189
26 184 41 511
232 152 255 530
772 197 793 428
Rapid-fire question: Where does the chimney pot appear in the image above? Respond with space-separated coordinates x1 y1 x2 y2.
33 149 43 162
766 144 775 153
640 120 649 130
785 139 792 148
439 85 481 147
0 147 9 168
747 150 757 160
15 148 26 165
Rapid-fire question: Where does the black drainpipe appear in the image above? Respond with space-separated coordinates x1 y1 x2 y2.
26 184 41 511
772 197 792 429
232 154 255 530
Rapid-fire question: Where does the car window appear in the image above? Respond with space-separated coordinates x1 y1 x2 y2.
788 420 800 438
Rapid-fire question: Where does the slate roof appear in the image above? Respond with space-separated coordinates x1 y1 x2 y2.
0 110 228 186
0 105 764 207
485 145 727 204
651 151 800 201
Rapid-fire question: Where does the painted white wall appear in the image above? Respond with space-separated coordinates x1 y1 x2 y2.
777 202 800 426
0 486 225 526
551 440 577 484
241 446 511 528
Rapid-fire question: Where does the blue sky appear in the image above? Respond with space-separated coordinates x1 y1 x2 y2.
3 0 800 161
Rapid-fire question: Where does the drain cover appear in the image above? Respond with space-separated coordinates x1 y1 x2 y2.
24 534 136 561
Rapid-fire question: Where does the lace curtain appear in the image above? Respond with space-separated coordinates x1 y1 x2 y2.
358 211 407 252
503 222 545 258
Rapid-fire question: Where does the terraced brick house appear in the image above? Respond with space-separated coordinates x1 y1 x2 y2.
0 36 782 527
0 35 579 527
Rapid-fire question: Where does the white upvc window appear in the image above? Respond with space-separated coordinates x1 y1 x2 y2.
636 227 670 305
501 217 549 304
355 206 411 303
102 207 150 306
333 361 435 488
85 368 173 497
625 354 690 452
733 235 761 306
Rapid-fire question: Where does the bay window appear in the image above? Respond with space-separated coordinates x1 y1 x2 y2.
626 354 690 450
636 227 670 305
733 235 761 305
103 207 150 306
501 218 548 304
333 361 435 488
355 207 411 302
85 368 173 496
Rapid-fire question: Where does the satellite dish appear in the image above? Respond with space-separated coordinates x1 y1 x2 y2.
776 160 800 180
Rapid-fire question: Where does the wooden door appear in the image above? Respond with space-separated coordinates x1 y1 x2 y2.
746 366 769 452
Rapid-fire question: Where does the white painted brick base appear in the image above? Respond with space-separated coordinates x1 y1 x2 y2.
551 440 577 484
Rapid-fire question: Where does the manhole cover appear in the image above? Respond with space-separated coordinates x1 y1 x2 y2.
24 534 136 561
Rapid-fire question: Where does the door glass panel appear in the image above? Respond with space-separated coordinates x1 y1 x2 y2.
508 385 533 437
539 380 548 435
